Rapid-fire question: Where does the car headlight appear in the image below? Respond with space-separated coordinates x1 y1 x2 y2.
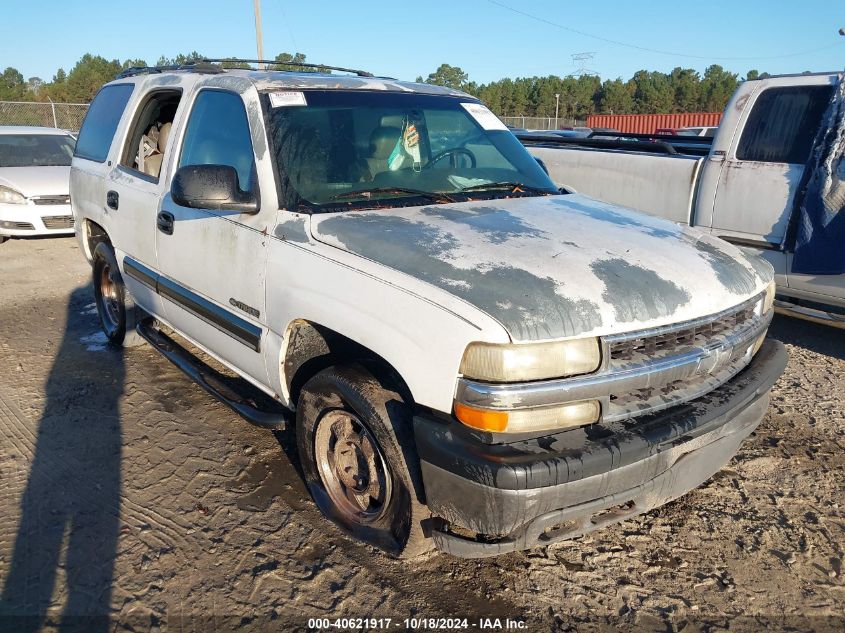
459 338 601 383
0 185 26 205
763 280 775 314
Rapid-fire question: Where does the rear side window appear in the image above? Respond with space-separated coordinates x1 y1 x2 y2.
75 84 134 163
736 85 833 164
178 90 256 193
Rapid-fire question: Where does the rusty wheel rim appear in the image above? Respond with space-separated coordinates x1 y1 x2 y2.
99 263 121 333
314 409 392 524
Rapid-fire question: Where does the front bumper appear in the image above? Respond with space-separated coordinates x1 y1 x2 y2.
414 339 787 558
0 201 75 237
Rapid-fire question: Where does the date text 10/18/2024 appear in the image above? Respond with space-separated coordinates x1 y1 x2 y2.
307 618 528 630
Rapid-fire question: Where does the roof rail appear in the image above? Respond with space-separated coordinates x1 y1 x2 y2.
116 61 224 79
116 59 374 80
199 58 374 77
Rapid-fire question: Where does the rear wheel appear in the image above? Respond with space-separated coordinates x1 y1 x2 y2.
92 242 144 347
0 236 8 244
296 365 433 558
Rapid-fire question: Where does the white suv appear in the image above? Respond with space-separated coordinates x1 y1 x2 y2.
71 61 785 558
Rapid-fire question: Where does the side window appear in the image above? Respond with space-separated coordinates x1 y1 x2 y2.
178 90 256 192
75 84 135 163
736 85 833 164
120 89 182 180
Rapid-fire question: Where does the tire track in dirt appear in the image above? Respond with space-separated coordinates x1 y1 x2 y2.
0 387 195 556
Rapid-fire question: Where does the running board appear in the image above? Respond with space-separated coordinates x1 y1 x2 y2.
774 300 845 330
136 320 290 429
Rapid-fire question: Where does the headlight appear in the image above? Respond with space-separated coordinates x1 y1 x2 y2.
0 185 26 205
459 338 601 383
763 280 775 314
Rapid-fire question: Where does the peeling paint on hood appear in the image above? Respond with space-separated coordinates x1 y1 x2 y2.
310 194 771 342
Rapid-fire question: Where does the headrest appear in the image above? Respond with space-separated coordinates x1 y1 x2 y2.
158 122 172 152
369 126 401 159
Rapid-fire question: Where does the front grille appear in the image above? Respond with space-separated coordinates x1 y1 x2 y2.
608 302 757 370
32 196 70 206
608 355 750 420
42 215 74 229
600 294 767 422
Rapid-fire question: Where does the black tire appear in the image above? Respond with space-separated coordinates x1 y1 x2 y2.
92 242 145 348
296 364 433 558
0 236 8 244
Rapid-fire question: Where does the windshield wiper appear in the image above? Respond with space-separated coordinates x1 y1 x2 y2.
457 181 554 195
328 187 455 204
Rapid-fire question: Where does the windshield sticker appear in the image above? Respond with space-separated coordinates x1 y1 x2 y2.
269 91 307 107
461 103 508 131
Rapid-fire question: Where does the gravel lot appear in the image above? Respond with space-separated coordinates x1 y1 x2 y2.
0 237 842 632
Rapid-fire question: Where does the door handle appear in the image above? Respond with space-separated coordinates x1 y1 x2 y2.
106 190 119 210
157 211 175 235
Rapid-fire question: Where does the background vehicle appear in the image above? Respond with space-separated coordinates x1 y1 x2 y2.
524 71 845 328
0 126 76 243
70 60 784 558
678 125 718 137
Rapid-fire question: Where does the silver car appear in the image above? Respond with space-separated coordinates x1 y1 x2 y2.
0 126 76 243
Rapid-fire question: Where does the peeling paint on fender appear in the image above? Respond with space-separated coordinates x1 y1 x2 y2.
274 217 309 243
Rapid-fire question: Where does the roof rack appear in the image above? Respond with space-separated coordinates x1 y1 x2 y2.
200 58 374 77
116 61 224 79
116 58 374 80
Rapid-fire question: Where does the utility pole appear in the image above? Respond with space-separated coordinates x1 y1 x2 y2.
554 93 560 130
253 0 265 69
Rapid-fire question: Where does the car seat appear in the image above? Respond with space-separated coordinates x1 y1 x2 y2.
143 122 172 178
364 126 401 179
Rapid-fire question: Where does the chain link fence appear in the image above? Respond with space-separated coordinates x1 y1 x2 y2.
499 115 586 130
0 101 587 135
0 101 89 131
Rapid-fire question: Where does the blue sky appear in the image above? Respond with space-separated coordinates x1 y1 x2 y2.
4 0 844 84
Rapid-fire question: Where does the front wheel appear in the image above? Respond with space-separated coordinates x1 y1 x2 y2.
0 236 8 244
296 365 433 558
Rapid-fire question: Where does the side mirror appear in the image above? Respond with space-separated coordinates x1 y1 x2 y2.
171 164 259 214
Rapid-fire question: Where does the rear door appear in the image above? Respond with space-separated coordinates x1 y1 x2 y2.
155 87 271 388
106 81 188 316
71 82 135 252
705 76 834 248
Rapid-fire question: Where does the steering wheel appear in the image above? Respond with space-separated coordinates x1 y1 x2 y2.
425 147 477 169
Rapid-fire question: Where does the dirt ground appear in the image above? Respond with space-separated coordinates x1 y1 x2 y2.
0 237 842 633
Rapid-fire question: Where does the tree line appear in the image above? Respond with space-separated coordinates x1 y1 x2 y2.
0 52 318 103
1 52 769 117
418 63 772 117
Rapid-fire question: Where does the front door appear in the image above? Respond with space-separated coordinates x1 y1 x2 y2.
155 88 271 388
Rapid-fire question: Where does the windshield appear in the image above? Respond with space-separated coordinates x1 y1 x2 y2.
263 90 558 211
0 134 76 168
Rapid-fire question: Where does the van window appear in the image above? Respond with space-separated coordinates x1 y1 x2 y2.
74 84 134 163
736 85 833 164
178 90 256 193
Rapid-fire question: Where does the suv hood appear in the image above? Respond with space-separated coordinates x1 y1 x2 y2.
310 194 772 342
0 166 71 198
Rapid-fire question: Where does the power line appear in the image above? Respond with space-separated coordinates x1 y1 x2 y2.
276 0 300 54
485 0 842 61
